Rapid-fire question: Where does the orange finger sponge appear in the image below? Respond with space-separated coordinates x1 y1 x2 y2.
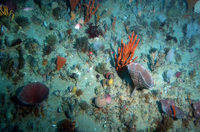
57 56 67 70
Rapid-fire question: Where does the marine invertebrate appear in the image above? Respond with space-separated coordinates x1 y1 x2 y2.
105 72 114 79
175 72 181 78
72 87 77 94
18 82 49 105
43 45 54 56
189 69 196 79
107 79 113 86
166 49 175 62
149 50 165 71
69 0 80 11
42 59 47 65
193 102 200 119
0 5 15 20
160 99 185 119
70 12 75 20
57 119 76 132
95 95 107 108
112 16 116 30
115 31 139 71
84 0 100 24
155 115 174 132
171 104 176 118
95 62 108 75
75 36 89 53
104 94 112 104
24 38 39 54
56 56 67 70
187 0 198 10
15 16 30 28
128 63 153 96
76 89 83 97
46 34 57 45
85 23 103 38
52 7 62 19
186 22 200 38
67 29 72 36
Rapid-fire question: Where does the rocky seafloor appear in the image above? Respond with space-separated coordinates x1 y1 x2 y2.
0 0 200 131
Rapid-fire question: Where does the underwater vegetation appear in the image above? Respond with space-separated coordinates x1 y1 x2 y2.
15 16 30 28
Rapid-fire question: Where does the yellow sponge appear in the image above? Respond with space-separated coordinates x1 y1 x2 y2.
72 87 77 94
107 79 113 86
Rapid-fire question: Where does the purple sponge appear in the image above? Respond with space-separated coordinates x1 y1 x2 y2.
193 102 200 119
160 99 185 119
18 82 49 105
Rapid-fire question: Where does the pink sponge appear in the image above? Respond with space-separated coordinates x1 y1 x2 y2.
18 82 49 105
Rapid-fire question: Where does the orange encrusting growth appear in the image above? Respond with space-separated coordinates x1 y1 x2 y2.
56 56 67 70
172 104 176 118
115 31 140 71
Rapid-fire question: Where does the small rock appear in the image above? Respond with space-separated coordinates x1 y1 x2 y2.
57 107 63 113
53 90 61 96
6 112 13 119
51 2 58 9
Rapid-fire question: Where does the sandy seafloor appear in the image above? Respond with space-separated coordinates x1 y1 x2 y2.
0 0 200 131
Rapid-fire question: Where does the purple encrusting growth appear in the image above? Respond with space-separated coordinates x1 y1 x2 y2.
193 102 200 119
160 99 185 119
166 49 175 62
